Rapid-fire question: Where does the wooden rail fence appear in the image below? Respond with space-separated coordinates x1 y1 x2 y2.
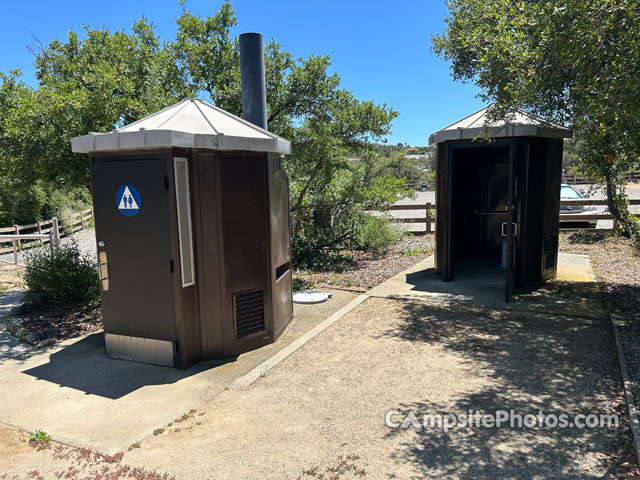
388 199 639 234
562 171 640 185
0 208 93 261
388 202 435 234
406 180 436 190
559 199 640 231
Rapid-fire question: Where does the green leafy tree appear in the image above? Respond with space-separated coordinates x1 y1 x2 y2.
0 18 192 190
433 0 640 239
171 2 404 249
1 1 408 253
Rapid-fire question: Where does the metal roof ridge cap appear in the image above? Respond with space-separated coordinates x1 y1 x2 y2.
201 100 269 134
192 99 221 134
518 109 569 130
467 110 487 128
197 99 291 143
118 98 189 131
154 99 192 130
434 104 491 133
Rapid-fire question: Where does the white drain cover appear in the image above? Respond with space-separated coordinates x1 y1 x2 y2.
293 292 330 304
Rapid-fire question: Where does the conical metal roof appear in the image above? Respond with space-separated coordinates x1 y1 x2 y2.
71 98 291 154
429 105 572 145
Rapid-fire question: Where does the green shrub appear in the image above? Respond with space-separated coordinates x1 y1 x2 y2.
291 237 333 270
22 242 100 308
356 215 401 252
293 278 315 292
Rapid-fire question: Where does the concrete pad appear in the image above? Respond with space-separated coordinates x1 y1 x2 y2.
369 253 604 319
0 288 358 454
508 254 604 319
117 295 626 479
232 292 369 389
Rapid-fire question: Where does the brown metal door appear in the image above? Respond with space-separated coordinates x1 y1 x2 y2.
443 144 453 281
91 156 176 340
505 144 517 302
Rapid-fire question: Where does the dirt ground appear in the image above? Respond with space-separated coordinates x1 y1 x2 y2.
295 235 433 291
14 303 102 342
0 264 24 297
560 230 640 433
2 295 637 479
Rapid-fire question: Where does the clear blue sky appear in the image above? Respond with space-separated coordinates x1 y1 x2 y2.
0 0 484 146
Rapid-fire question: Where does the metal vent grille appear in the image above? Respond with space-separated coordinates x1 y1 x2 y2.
543 235 558 271
234 290 265 339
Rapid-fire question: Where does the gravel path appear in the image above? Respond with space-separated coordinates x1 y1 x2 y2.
560 231 640 450
0 228 97 265
120 299 638 478
63 227 97 260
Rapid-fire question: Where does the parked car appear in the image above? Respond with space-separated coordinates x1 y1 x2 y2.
559 184 598 228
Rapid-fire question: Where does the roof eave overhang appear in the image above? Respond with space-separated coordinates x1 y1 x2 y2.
71 130 291 155
428 125 573 145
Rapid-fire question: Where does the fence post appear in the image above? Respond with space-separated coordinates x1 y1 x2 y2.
425 202 432 233
49 232 55 255
52 217 60 246
80 212 85 230
13 225 20 251
37 220 43 246
12 239 18 265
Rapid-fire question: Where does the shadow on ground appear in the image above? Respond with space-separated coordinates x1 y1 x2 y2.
380 298 635 479
401 266 605 319
22 333 236 399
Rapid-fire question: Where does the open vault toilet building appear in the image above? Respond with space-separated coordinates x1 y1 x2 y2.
429 106 572 302
71 98 294 368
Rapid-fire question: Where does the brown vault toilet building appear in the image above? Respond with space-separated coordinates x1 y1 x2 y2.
429 106 572 302
71 98 294 368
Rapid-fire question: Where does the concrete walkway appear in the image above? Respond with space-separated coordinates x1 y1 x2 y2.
0 293 28 362
370 253 605 319
0 255 632 479
0 288 359 454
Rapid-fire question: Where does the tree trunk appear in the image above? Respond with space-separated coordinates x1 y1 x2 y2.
605 171 639 239
290 159 324 237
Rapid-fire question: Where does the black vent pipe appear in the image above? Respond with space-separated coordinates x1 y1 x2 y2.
239 32 268 130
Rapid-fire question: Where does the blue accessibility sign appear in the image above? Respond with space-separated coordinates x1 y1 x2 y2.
116 185 141 217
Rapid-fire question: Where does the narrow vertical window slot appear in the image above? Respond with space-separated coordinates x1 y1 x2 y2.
174 157 195 287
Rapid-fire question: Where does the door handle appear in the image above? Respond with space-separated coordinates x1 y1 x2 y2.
501 222 518 237
98 251 110 291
